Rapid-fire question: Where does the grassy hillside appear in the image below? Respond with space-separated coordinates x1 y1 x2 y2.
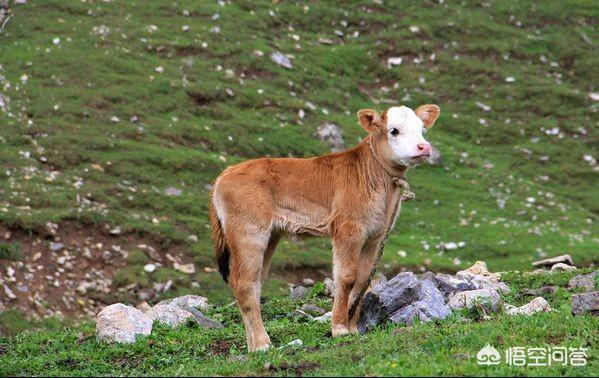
0 0 597 325
1 269 598 376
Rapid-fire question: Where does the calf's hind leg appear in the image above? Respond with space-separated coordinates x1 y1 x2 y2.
228 229 272 352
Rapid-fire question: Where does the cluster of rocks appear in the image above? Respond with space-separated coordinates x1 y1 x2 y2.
357 261 552 333
530 254 598 316
96 295 222 344
531 254 577 273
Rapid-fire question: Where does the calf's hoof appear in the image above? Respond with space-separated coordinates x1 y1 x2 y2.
251 342 272 352
331 325 350 338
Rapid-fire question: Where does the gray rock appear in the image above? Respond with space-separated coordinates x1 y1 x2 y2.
165 187 182 196
447 289 501 312
456 271 510 294
290 285 310 300
49 242 64 252
300 304 326 317
313 311 332 323
157 295 209 311
532 254 574 268
323 277 335 297
572 291 599 316
182 306 224 329
316 122 345 152
433 273 476 297
146 304 195 328
96 303 153 344
358 272 421 333
550 263 577 272
389 280 451 325
505 297 552 316
568 271 598 292
270 51 293 69
522 286 557 296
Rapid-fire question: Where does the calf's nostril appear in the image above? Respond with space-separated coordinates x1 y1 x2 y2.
417 143 425 150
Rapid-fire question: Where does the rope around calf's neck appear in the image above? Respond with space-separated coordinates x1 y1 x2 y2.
347 177 414 321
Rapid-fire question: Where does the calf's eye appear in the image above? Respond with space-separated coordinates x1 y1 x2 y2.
389 128 399 136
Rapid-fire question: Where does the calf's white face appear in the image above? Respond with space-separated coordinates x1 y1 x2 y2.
358 104 440 166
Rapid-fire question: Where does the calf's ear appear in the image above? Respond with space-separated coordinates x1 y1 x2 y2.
357 109 380 132
415 104 440 129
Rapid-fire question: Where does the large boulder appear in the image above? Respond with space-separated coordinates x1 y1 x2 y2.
568 271 598 292
156 295 209 311
572 291 599 316
96 303 153 344
447 289 501 312
389 279 451 325
358 272 421 333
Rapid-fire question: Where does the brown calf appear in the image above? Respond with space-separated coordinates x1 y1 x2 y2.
210 104 440 351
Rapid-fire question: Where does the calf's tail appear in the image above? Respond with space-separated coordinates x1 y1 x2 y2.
210 199 230 283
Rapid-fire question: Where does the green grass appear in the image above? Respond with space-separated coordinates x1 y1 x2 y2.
1 270 597 376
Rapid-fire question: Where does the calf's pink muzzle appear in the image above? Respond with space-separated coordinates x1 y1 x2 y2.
417 142 431 157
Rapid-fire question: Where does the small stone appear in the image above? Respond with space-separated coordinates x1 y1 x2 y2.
433 273 475 297
505 297 552 315
447 289 501 312
571 291 599 316
32 252 42 262
290 285 310 300
3 284 16 300
302 278 315 286
550 263 577 272
300 304 326 317
568 271 598 292
323 277 335 297
386 57 403 68
532 254 574 268
49 242 64 252
109 226 121 236
270 51 293 69
173 262 195 274
146 304 195 328
157 295 209 311
165 187 182 196
143 263 156 273
181 306 223 329
313 311 332 323
96 303 153 344
279 339 302 349
315 122 344 152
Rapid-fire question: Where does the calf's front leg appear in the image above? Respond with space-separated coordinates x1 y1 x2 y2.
331 222 365 337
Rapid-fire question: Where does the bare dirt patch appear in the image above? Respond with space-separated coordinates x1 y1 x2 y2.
0 221 191 321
